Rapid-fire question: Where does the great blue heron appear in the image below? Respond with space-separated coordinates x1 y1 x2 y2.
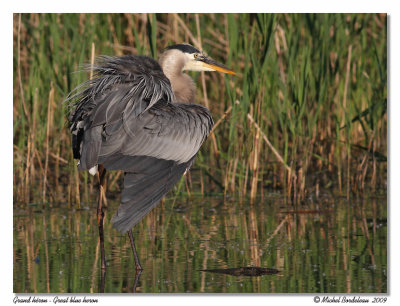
67 43 235 272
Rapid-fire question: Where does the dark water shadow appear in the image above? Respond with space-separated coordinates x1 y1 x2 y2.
200 267 279 277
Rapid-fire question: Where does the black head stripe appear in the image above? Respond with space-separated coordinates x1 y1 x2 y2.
165 44 201 54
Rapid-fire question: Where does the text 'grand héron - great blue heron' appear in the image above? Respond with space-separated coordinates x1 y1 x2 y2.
67 43 235 272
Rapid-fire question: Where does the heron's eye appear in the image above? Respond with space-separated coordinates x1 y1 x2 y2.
194 53 199 59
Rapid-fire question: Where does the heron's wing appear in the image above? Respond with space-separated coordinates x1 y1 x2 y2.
103 155 194 233
96 102 213 232
98 102 213 164
67 55 174 169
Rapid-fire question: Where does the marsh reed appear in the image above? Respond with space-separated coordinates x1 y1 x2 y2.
13 13 387 206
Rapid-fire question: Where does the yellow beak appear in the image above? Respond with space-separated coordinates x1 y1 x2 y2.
199 56 236 75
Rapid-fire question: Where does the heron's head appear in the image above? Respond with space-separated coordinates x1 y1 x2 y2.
161 43 235 75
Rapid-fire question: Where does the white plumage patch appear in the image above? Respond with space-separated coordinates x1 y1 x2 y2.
183 58 215 72
89 165 98 176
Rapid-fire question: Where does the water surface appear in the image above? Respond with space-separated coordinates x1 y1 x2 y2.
13 195 387 293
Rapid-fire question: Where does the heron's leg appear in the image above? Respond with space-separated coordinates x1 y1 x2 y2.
128 229 143 271
132 269 142 293
97 165 107 271
100 268 106 293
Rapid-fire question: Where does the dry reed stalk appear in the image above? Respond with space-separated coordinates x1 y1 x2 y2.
297 166 304 204
247 113 295 179
231 157 238 194
342 45 352 123
34 148 51 200
30 88 39 179
344 46 352 199
328 142 334 173
203 38 228 59
108 171 122 191
242 160 249 202
356 155 367 193
199 169 204 195
210 100 239 134
205 26 228 48
50 151 68 164
337 154 342 195
275 24 288 85
224 159 232 196
23 115 33 202
170 13 179 42
371 138 377 192
173 14 200 48
195 14 208 110
250 128 260 202
210 134 219 158
188 170 194 193
67 181 71 208
124 14 136 47
184 171 192 197
54 144 60 198
101 176 108 208
106 15 122 55
42 83 54 206
74 168 81 208
89 42 95 80
347 153 351 200
297 140 312 202
108 42 138 54
357 131 375 193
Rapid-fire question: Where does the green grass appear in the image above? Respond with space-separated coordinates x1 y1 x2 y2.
13 13 387 206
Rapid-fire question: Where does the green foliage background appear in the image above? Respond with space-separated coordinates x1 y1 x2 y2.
13 13 387 205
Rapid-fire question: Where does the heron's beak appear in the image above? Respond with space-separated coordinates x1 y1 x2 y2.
199 56 236 75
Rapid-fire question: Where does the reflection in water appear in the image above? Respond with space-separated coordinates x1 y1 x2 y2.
98 263 142 293
200 267 279 276
13 196 387 293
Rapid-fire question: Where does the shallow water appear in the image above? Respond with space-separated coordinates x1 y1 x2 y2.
13 195 387 293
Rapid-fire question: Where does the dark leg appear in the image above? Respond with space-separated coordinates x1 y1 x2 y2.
132 269 142 293
100 268 106 293
128 229 143 271
97 165 107 271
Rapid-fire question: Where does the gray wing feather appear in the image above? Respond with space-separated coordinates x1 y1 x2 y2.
97 102 213 164
67 55 174 164
103 155 195 233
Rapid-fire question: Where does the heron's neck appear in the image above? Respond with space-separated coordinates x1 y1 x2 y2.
168 73 196 104
159 53 196 103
